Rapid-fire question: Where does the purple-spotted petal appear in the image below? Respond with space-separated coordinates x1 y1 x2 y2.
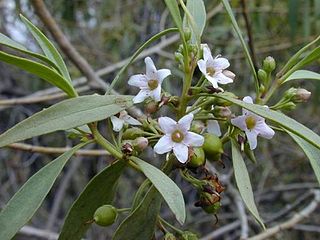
173 143 189 163
158 117 177 134
154 135 173 154
177 113 194 132
183 132 204 147
145 57 157 79
246 130 258 150
128 74 148 88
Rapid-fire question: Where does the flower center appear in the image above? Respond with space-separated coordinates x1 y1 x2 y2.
245 116 256 130
206 67 215 77
147 79 159 90
171 130 184 143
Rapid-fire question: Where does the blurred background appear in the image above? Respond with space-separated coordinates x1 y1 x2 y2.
0 0 319 239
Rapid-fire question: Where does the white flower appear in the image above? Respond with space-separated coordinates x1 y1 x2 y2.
197 44 234 88
231 96 275 150
128 57 171 103
154 113 204 163
110 110 141 132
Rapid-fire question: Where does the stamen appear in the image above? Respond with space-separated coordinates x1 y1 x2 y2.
171 130 184 143
206 67 215 77
148 79 159 90
245 116 256 130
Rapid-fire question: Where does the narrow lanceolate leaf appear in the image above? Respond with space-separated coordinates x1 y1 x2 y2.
131 157 186 224
164 0 184 36
0 95 133 147
0 32 57 68
0 142 88 240
216 94 320 150
231 141 265 228
59 160 126 240
0 50 77 97
283 70 320 83
287 131 320 185
113 187 162 240
20 15 72 83
183 0 206 44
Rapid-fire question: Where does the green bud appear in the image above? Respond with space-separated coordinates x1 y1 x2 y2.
174 52 184 64
257 69 268 84
262 56 276 72
259 84 265 94
212 106 232 118
122 127 145 140
164 233 177 240
281 102 296 111
203 202 221 214
184 27 192 41
188 148 206 168
133 137 149 151
202 133 223 161
93 205 118 227
181 231 199 240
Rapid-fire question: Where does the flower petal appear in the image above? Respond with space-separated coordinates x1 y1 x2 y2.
128 74 148 88
183 132 204 147
173 143 189 163
202 44 213 62
231 115 248 131
157 69 171 83
197 59 207 76
215 72 233 85
132 90 150 103
212 57 230 70
255 121 275 139
154 135 173 154
110 116 124 132
158 117 177 134
207 120 222 136
151 86 162 102
206 75 219 88
243 96 253 104
122 115 141 126
145 57 157 79
246 130 258 150
177 113 193 132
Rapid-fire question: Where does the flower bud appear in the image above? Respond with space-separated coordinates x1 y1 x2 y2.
212 106 232 118
222 70 236 80
257 69 268 84
202 202 221 214
122 127 145 140
164 233 177 240
145 100 158 114
188 148 206 168
292 88 311 103
183 27 192 41
174 52 184 64
181 231 199 240
93 205 118 226
262 56 276 72
202 133 223 161
281 102 296 111
190 121 205 134
133 137 149 151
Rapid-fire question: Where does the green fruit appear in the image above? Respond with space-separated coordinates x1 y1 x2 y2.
188 148 205 168
203 202 221 214
202 134 223 160
93 205 118 226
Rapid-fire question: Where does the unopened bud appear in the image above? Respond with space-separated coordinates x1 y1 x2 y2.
281 102 296 111
133 137 149 151
257 69 268 84
174 52 184 63
262 56 276 72
181 231 199 240
292 88 311 103
183 27 192 41
213 106 232 118
164 233 177 240
222 70 236 80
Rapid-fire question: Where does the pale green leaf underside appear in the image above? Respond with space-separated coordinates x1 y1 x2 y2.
0 142 88 240
287 131 320 185
131 157 186 224
0 95 133 147
284 70 320 83
164 0 184 35
231 141 265 228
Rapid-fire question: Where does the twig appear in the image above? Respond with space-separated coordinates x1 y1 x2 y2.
248 189 320 240
7 143 109 156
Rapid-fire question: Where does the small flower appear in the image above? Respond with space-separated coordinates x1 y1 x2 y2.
231 96 275 150
197 44 234 88
128 57 171 103
110 110 141 132
154 113 204 163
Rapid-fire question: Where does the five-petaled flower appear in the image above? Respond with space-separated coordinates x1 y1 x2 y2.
128 57 171 103
110 110 141 132
197 44 234 88
231 96 275 150
154 113 204 163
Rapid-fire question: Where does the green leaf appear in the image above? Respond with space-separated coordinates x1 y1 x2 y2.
231 140 265 228
131 157 185 224
0 142 88 240
283 70 320 83
113 187 161 240
0 50 77 97
220 0 259 92
20 15 72 83
106 28 178 94
0 95 133 147
0 32 57 68
286 131 320 185
131 179 151 210
182 0 206 44
59 160 126 240
164 0 184 36
216 94 320 150
296 46 320 69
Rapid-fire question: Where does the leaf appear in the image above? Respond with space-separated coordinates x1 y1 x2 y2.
106 28 178 94
216 94 320 150
0 142 88 240
220 0 259 91
286 131 320 185
296 46 320 69
0 50 77 97
131 157 185 224
131 179 151 210
164 0 184 36
20 15 72 83
283 70 320 83
58 160 126 240
182 0 206 44
231 140 265 228
0 32 57 68
112 187 161 240
0 95 133 147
